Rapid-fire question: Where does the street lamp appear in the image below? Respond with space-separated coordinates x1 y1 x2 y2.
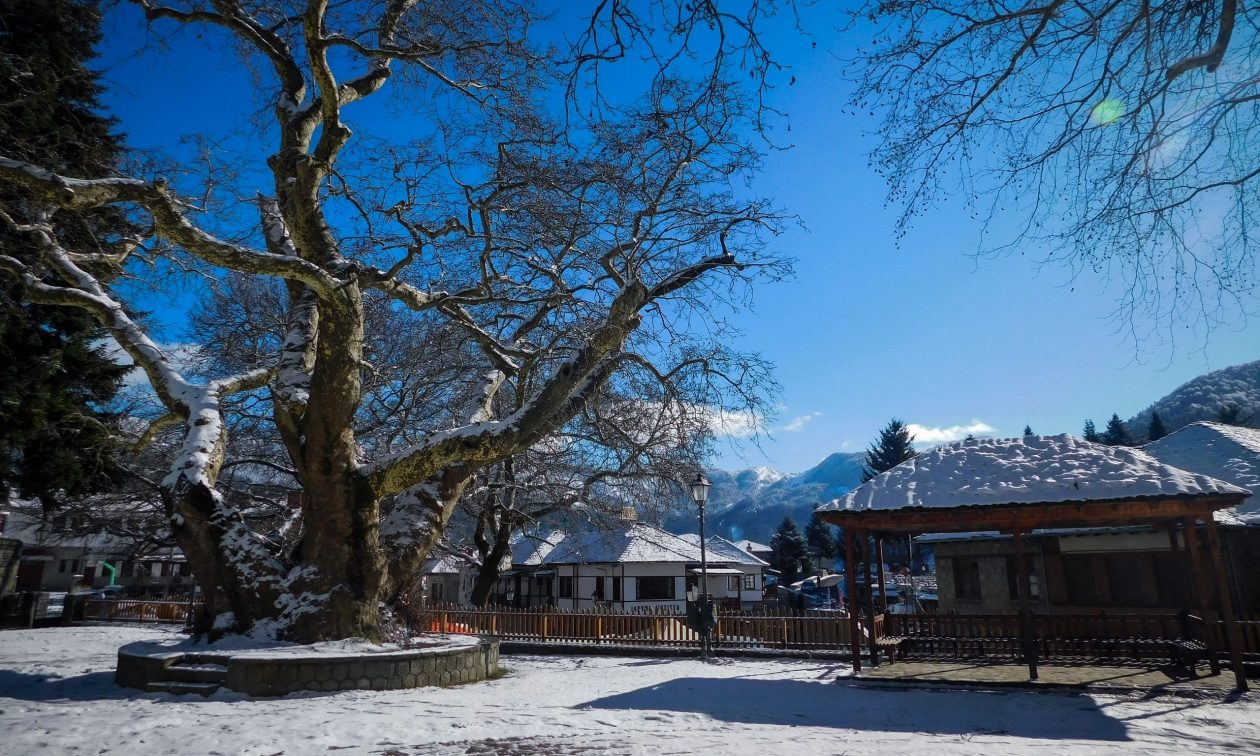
690 473 713 658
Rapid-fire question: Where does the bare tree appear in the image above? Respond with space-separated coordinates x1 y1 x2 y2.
848 1 1258 339
0 1 788 642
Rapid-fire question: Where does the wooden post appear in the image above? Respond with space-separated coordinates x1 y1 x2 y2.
876 536 888 614
1013 529 1038 681
864 534 880 666
1203 517 1249 692
844 528 862 674
1184 516 1221 675
1167 523 1190 610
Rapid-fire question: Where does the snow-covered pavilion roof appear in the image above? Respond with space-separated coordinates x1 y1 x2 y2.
1144 422 1260 525
817 434 1249 515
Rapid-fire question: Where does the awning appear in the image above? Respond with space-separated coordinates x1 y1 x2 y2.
687 567 743 576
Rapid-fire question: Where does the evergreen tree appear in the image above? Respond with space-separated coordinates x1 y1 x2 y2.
804 514 837 569
1082 419 1100 443
769 516 811 585
1147 412 1169 442
1102 413 1133 446
0 0 129 506
1023 425 1034 436
861 418 918 483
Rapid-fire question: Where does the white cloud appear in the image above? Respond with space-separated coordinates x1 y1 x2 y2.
703 407 759 439
907 419 996 445
781 411 822 433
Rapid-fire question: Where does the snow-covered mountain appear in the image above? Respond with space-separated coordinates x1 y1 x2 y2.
664 452 866 543
1128 359 1260 439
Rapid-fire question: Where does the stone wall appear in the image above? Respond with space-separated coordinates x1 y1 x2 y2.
117 637 500 697
224 639 500 695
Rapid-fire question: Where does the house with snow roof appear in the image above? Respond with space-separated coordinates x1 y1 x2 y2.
816 433 1254 687
874 428 1260 616
492 519 766 611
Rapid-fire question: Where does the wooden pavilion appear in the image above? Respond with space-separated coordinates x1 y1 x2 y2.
816 434 1252 691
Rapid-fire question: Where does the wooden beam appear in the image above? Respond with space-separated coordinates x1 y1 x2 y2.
875 537 888 614
817 495 1241 534
864 535 879 667
1014 528 1038 682
1183 516 1221 675
844 528 861 674
1203 518 1249 692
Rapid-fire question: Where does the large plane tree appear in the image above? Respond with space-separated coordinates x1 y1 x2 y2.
0 0 789 642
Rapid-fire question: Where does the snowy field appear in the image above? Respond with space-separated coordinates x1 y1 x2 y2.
2 626 1258 755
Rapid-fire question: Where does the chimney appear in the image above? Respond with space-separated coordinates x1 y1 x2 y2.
618 506 638 522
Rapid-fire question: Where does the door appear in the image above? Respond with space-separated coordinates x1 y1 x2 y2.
16 561 44 591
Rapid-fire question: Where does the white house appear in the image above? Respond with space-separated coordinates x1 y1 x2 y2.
516 521 766 612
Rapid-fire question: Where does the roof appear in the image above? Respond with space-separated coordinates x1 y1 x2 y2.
817 434 1249 515
735 539 771 553
677 534 769 566
1144 422 1260 525
537 523 762 567
420 555 465 575
510 531 564 566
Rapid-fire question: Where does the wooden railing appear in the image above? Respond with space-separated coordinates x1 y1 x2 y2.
82 598 200 624
418 604 852 651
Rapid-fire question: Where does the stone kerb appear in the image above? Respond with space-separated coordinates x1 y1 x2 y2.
117 636 500 696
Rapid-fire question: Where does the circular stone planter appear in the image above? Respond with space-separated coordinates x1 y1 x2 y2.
117 634 500 696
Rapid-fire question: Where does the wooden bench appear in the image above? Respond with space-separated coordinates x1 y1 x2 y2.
875 636 906 661
1166 638 1208 672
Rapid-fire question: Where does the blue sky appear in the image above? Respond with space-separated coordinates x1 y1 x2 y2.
90 4 1256 474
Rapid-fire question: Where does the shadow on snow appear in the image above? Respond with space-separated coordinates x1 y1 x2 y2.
579 676 1133 741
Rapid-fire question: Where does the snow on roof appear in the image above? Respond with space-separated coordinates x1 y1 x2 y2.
510 531 564 566
538 523 761 566
420 555 465 575
677 533 769 566
816 434 1249 514
1144 422 1260 525
735 539 770 553
542 523 698 565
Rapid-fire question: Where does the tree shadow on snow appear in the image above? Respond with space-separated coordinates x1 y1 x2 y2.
580 677 1131 741
0 669 138 702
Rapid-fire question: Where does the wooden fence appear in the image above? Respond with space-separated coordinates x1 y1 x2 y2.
419 604 853 651
81 598 200 624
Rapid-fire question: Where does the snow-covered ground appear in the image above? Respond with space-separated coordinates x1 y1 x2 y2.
2 626 1258 755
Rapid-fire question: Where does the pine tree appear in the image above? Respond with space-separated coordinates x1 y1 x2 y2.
1147 412 1168 442
1102 413 1133 446
770 516 811 585
1023 425 1034 436
804 514 837 569
0 0 129 506
861 418 918 483
1082 419 1100 443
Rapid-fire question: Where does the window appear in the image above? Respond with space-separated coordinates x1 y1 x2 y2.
593 576 605 600
637 576 675 601
559 576 574 598
59 560 68 574
612 577 622 602
1063 555 1100 605
178 562 191 577
742 574 757 591
952 558 982 600
1005 557 1039 600
728 576 741 592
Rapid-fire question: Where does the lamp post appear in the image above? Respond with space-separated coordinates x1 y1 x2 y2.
690 473 713 658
